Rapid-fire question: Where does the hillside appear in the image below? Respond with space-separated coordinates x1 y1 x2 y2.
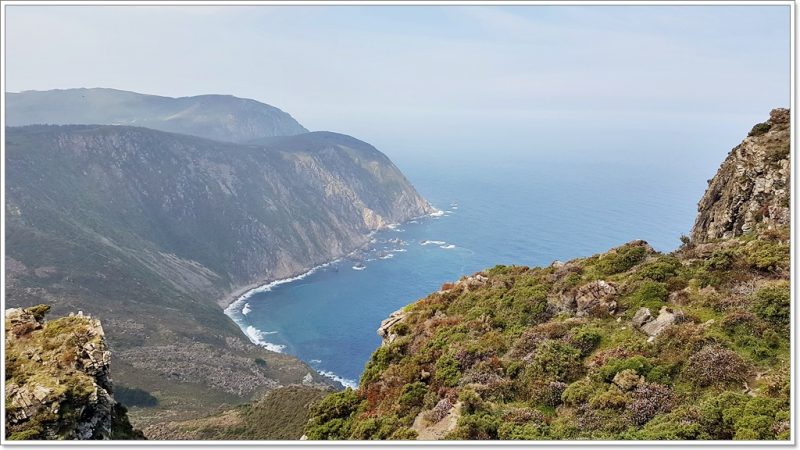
5 124 434 428
5 88 308 143
304 109 791 440
5 305 143 440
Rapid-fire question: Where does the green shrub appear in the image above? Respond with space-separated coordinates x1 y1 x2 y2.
741 240 789 272
397 382 427 412
704 249 736 271
434 354 461 387
304 389 361 439
498 422 548 440
569 327 602 356
561 378 600 406
636 257 681 282
752 282 790 332
748 122 771 137
527 340 583 381
451 411 500 439
28 304 51 322
625 281 668 311
595 245 648 276
699 392 787 440
597 356 653 382
459 388 484 414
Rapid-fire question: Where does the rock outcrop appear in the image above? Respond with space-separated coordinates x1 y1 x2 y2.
378 309 408 347
632 306 679 338
5 305 143 440
691 108 790 242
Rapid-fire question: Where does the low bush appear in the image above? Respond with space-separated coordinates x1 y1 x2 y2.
684 345 749 387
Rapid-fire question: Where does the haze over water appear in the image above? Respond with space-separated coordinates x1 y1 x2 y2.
227 153 713 387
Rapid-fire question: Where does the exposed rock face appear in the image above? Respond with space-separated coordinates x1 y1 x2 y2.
692 108 790 242
554 280 618 317
5 306 143 440
574 280 618 317
378 309 408 347
632 306 678 337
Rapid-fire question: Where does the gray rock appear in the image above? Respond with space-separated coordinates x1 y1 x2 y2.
634 306 678 337
377 309 407 346
691 108 790 242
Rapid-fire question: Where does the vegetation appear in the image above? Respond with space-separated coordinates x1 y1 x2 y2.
305 226 790 440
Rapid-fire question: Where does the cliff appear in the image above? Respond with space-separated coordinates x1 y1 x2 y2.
5 305 143 440
692 108 790 242
304 110 791 440
5 118 432 426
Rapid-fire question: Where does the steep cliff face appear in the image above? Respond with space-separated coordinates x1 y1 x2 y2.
692 108 790 243
5 123 433 429
305 111 790 441
6 88 308 143
5 305 143 440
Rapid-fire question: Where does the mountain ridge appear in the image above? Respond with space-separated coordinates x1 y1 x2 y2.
6 88 309 143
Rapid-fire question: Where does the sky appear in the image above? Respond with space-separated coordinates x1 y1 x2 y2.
3 4 792 168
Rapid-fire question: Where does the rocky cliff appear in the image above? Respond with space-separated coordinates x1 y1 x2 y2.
305 110 791 441
5 305 143 440
5 120 432 427
6 88 308 143
692 108 790 242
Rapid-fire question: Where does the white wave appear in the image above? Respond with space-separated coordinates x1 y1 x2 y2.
318 370 358 389
408 220 419 224
394 228 405 232
429 210 445 217
440 244 456 249
451 206 459 210
244 326 285 353
379 253 394 260
393 248 407 252
224 259 341 318
421 240 446 246
241 303 252 315
309 359 322 364
352 265 367 271
386 223 401 230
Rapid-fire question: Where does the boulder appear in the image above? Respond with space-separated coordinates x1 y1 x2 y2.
575 280 618 317
633 306 678 337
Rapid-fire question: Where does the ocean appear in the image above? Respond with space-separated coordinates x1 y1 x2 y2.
225 155 715 388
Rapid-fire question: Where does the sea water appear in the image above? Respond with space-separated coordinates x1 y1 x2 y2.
226 156 713 388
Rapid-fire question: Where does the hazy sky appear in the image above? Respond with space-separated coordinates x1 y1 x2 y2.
4 4 791 166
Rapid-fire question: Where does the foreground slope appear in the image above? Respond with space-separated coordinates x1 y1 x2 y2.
304 109 791 440
6 88 308 143
5 306 143 440
5 124 433 426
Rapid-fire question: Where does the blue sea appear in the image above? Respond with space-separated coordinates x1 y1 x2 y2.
226 155 714 388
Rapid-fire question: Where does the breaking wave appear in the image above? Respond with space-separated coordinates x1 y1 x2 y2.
318 370 358 389
244 325 285 353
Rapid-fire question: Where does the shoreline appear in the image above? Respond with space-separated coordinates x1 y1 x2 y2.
218 207 442 389
219 206 442 312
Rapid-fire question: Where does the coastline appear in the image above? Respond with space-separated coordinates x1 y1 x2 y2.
220 206 442 312
219 207 442 389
